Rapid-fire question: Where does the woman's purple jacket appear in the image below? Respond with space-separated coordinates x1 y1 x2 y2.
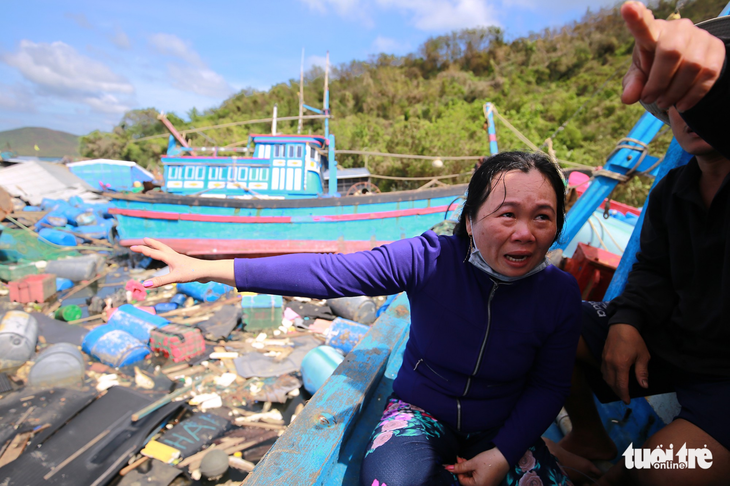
234 231 581 466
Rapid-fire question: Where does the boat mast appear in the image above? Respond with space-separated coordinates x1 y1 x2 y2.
483 103 499 155
272 104 278 135
324 51 330 138
298 48 305 134
158 112 196 156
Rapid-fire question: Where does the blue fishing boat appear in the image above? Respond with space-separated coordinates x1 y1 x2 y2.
108 67 466 257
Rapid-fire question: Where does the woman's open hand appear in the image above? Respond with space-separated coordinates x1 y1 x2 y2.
446 448 510 486
131 238 225 288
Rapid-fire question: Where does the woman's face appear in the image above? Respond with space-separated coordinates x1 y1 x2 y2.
467 169 558 278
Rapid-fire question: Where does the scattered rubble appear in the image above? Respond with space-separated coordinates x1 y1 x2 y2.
0 168 389 485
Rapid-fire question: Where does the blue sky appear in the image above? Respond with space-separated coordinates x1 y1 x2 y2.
0 0 623 136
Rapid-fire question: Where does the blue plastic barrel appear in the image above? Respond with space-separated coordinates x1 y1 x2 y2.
56 278 74 291
154 302 178 313
106 304 168 342
178 282 233 302
41 198 63 211
82 325 150 367
38 228 78 247
74 224 109 240
45 211 69 227
325 317 370 355
300 345 345 395
170 293 187 307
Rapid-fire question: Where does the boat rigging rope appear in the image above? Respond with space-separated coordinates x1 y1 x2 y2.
336 150 482 161
368 172 472 181
5 215 114 252
587 218 610 251
594 215 626 253
489 107 593 169
134 114 331 142
541 59 631 148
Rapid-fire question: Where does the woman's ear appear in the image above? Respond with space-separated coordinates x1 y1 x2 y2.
466 216 472 236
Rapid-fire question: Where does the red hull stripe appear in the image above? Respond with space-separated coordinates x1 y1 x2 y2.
109 204 451 224
121 238 388 256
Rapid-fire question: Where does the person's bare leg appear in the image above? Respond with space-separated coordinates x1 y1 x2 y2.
597 462 634 486
628 418 730 486
558 337 618 461
544 437 602 484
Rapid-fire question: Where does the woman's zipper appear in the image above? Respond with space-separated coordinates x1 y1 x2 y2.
413 359 449 382
457 280 498 430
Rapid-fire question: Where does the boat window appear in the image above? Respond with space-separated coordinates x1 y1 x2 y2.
195 167 205 180
273 144 285 157
264 145 271 159
287 145 295 158
208 167 222 180
168 166 182 179
310 147 316 160
296 146 303 158
237 167 249 181
184 166 195 179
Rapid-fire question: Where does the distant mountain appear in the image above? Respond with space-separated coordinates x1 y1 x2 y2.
0 127 80 157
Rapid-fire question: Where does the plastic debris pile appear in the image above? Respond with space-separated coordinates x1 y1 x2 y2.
0 184 390 485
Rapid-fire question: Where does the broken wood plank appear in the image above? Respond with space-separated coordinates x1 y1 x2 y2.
46 268 113 315
119 456 149 476
0 432 31 468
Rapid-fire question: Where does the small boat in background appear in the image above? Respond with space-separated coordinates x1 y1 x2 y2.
67 159 155 192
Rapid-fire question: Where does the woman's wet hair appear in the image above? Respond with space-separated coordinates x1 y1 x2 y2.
454 151 566 244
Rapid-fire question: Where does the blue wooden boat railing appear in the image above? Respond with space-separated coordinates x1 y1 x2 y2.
244 293 412 485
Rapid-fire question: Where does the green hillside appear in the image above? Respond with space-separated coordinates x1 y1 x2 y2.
0 127 80 158
79 0 726 206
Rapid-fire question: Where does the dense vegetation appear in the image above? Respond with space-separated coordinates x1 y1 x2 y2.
1 127 79 157
79 0 726 206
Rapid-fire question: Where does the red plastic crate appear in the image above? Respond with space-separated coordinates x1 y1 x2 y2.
563 243 621 301
9 273 57 303
150 324 205 363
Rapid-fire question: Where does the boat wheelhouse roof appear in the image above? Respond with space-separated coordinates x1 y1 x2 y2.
249 134 327 147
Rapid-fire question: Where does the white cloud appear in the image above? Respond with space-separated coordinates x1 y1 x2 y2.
377 0 498 30
0 40 135 115
298 0 374 27
2 40 134 96
306 54 329 70
149 33 204 67
167 63 234 98
507 0 620 10
110 28 131 50
299 0 496 30
299 0 361 15
82 93 132 114
149 33 234 98
371 36 407 53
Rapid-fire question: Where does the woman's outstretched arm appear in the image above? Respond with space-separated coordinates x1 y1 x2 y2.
131 238 236 288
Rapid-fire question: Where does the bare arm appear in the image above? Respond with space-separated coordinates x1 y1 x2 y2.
131 238 236 288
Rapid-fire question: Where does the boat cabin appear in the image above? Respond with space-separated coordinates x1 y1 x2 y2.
161 134 331 199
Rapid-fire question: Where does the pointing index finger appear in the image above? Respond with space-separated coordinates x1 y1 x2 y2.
621 2 660 51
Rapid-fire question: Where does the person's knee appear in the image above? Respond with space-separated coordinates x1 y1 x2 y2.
629 419 730 486
361 452 449 486
576 335 600 367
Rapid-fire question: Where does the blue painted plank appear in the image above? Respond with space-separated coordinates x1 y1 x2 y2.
244 293 411 485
